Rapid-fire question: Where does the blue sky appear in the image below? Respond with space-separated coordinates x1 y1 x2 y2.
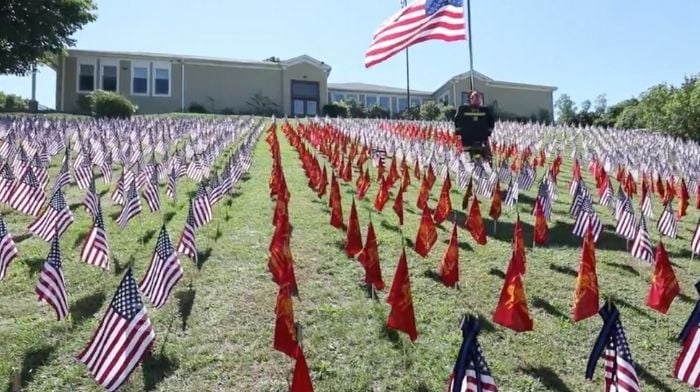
2 0 699 109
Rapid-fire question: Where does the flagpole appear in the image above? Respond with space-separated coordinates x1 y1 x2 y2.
402 0 411 110
466 0 475 91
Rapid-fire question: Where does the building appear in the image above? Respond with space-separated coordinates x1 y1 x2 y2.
51 49 556 120
328 71 557 121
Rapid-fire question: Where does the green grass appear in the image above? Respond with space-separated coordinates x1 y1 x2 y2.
0 120 697 391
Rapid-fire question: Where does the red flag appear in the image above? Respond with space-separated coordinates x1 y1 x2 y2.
489 181 502 221
678 178 690 218
374 176 391 212
492 251 533 332
414 206 438 257
317 165 328 199
416 175 430 210
268 223 298 294
386 248 418 342
273 287 299 358
533 199 548 246
357 220 385 290
393 186 405 226
646 242 680 314
345 199 363 258
425 165 436 189
511 216 526 276
329 173 343 229
465 197 487 245
572 225 600 322
290 348 314 392
413 160 421 180
438 224 459 288
356 168 371 200
433 172 452 224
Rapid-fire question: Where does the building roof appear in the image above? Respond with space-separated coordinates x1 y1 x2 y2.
51 49 332 73
328 82 433 96
435 70 557 93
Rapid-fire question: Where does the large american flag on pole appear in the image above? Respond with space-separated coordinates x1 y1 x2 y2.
139 225 183 309
364 0 467 68
76 267 155 392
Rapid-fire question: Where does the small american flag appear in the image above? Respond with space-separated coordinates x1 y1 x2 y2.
53 155 71 192
692 219 700 257
0 214 18 280
142 169 160 213
569 181 589 219
674 283 700 388
0 161 16 203
111 168 126 206
75 161 93 190
100 155 112 184
84 175 98 220
657 202 678 239
139 225 183 309
77 267 155 392
28 188 74 242
497 159 511 184
504 179 519 208
533 180 552 222
641 193 653 218
208 171 224 205
476 172 497 199
572 195 602 242
447 317 498 392
9 166 46 216
116 181 142 229
81 199 110 270
166 167 177 201
517 163 535 191
599 180 614 208
631 215 653 264
614 197 636 240
177 201 198 263
36 235 69 320
192 183 213 228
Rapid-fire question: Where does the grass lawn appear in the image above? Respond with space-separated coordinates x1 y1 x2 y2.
0 118 697 391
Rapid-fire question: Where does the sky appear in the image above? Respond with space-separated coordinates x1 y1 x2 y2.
1 0 699 110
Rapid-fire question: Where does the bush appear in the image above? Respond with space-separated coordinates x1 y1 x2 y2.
188 102 208 113
339 99 366 118
441 105 456 121
1 93 29 111
246 92 280 116
400 105 421 120
367 105 390 119
75 90 137 118
419 101 442 121
322 103 348 118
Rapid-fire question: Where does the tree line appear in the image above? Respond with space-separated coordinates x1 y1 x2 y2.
555 74 700 140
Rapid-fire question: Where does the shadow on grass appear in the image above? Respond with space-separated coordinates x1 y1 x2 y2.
518 366 573 392
616 297 654 321
549 263 578 277
23 257 44 276
380 220 401 234
73 230 89 249
197 248 213 270
475 313 496 334
548 221 628 252
532 296 567 319
142 351 179 391
98 188 109 197
175 284 196 331
637 363 674 392
68 202 83 212
488 268 505 280
113 257 130 276
70 291 106 327
6 346 55 392
163 211 176 225
423 269 442 285
358 282 381 301
605 261 640 276
212 224 222 242
14 232 32 244
141 229 157 245
678 292 695 304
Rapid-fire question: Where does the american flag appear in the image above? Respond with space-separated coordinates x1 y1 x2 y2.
35 235 69 320
192 183 213 228
674 285 700 388
9 166 46 216
81 199 110 270
75 162 93 190
0 161 16 203
569 181 589 219
614 196 636 240
476 172 497 198
84 175 98 219
631 215 653 264
209 171 224 205
139 225 183 309
599 180 614 208
177 201 198 263
364 0 466 68
220 164 234 195
533 180 552 222
614 186 627 221
100 156 112 184
0 214 18 280
142 169 161 213
28 189 74 242
641 193 653 218
497 159 511 184
572 195 602 242
448 317 498 392
116 181 141 229
53 156 71 192
657 202 678 239
517 163 536 191
77 267 155 392
504 179 519 208
111 168 126 206
692 218 700 257
187 158 204 182
166 167 177 200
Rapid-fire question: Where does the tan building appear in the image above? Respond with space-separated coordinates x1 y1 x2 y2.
51 49 556 120
51 49 331 116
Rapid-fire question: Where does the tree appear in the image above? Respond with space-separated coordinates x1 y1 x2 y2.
419 101 442 121
580 100 592 113
554 94 577 124
367 105 389 119
246 91 280 116
263 56 281 63
594 94 607 115
339 99 366 118
615 105 644 129
1 0 97 75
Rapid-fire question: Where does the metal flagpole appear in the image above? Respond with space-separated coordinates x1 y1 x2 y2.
402 0 411 108
466 0 474 91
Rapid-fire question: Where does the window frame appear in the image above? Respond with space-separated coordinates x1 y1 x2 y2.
152 61 172 97
76 58 97 94
379 96 391 111
331 93 344 102
398 97 408 112
131 61 151 96
365 95 378 108
99 59 119 92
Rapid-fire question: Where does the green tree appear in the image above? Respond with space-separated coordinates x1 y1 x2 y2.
594 94 607 115
0 0 97 75
615 105 644 129
554 94 577 124
339 99 366 118
367 105 389 119
263 56 281 63
419 101 442 121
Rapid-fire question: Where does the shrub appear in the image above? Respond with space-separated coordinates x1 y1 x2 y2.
419 101 442 121
400 105 421 120
246 92 280 116
75 90 137 118
339 99 366 118
2 93 29 111
322 103 347 118
441 105 456 121
188 102 208 113
367 105 390 119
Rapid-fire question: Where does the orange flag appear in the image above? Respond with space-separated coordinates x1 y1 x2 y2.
492 251 533 332
433 172 452 224
273 287 299 358
414 206 438 257
439 224 459 288
461 178 473 210
511 216 526 276
290 348 314 392
400 162 411 191
345 199 363 258
572 225 600 322
393 186 405 226
465 197 487 245
386 248 418 342
342 155 352 182
357 220 385 291
329 173 343 229
646 242 680 314
489 181 502 221
533 199 548 246
416 175 430 210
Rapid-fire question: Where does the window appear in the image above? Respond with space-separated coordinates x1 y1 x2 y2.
366 96 377 107
131 62 150 95
307 101 317 116
332 93 344 102
411 98 421 107
379 96 391 111
153 63 171 96
461 92 469 105
290 80 319 116
398 98 408 112
345 94 358 103
100 61 118 92
294 100 304 115
441 93 449 104
77 60 96 93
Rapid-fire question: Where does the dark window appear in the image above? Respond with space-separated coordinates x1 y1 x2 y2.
291 81 319 99
79 64 95 92
154 68 170 95
291 80 320 116
102 65 117 91
133 66 148 94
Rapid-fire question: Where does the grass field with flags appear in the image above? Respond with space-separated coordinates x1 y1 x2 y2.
1 115 699 391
